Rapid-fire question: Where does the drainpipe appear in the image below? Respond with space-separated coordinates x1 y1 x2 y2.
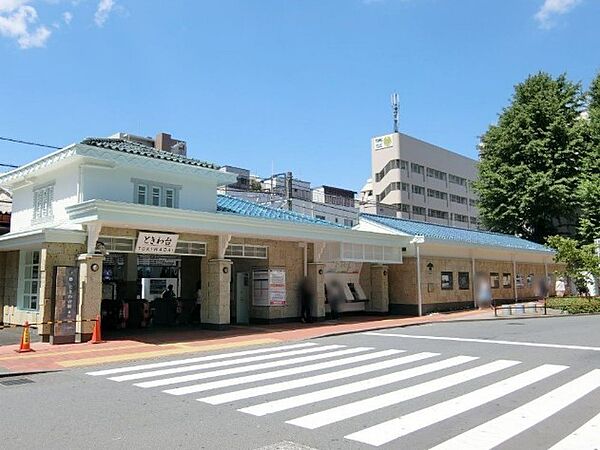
411 235 425 317
471 256 476 308
513 258 518 303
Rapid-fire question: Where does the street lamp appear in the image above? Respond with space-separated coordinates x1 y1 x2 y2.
410 235 425 316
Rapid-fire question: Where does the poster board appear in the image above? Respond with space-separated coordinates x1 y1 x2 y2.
252 268 286 306
52 266 79 344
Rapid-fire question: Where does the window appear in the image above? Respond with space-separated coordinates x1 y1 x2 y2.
458 272 470 290
400 204 410 213
411 163 424 175
412 185 425 195
151 186 162 206
516 274 524 288
454 214 469 223
343 218 354 227
428 209 449 219
441 272 453 290
470 216 478 225
225 244 268 259
490 272 500 289
449 174 467 186
450 194 468 205
427 189 448 200
132 179 180 208
426 167 447 181
33 184 54 223
412 206 426 215
315 214 326 220
469 198 477 207
137 185 147 205
20 250 40 310
502 273 512 288
165 189 175 208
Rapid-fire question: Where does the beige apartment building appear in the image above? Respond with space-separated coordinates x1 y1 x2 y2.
360 132 479 229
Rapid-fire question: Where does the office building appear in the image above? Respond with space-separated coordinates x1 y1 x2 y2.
360 132 479 229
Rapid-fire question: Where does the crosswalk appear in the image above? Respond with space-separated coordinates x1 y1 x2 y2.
87 342 600 449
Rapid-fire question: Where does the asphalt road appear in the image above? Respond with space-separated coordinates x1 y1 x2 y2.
2 315 599 450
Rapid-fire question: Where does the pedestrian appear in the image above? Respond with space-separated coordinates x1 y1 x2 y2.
190 280 202 325
555 278 566 298
328 280 343 320
299 278 312 323
476 275 492 309
162 284 176 300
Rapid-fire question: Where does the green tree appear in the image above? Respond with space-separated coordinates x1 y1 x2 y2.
547 235 600 294
475 73 586 243
578 72 600 243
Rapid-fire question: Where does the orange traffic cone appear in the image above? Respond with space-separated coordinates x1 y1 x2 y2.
90 315 103 344
15 321 34 353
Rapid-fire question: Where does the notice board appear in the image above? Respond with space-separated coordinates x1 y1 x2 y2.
252 268 286 306
53 266 79 343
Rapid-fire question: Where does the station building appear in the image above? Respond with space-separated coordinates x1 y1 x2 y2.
0 137 559 343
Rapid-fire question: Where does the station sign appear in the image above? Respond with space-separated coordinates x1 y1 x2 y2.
52 266 79 344
135 232 179 254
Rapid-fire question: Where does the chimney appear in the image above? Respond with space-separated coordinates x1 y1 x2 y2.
154 132 187 156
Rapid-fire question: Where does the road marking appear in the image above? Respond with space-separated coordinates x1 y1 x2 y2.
109 344 346 382
197 352 438 404
62 338 280 368
430 369 600 450
134 347 371 388
363 331 600 352
288 359 520 429
87 342 316 376
345 364 568 446
165 349 404 396
239 355 478 417
549 410 600 450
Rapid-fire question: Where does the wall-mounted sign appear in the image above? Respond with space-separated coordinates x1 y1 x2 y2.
373 134 394 150
52 266 79 344
252 268 286 306
135 232 179 254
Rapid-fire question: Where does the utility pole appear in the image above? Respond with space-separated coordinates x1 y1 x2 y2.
285 171 293 211
391 92 399 133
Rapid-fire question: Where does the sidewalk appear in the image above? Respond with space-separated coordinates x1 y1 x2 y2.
0 309 491 374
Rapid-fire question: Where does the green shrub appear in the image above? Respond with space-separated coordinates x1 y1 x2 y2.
546 297 600 314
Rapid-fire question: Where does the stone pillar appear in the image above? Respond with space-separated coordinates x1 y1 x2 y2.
369 264 389 313
202 259 232 330
307 263 326 320
76 254 104 342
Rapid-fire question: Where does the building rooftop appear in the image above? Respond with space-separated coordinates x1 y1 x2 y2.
81 138 219 170
217 194 346 228
361 213 552 253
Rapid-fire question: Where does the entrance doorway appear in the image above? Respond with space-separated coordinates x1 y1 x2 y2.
235 272 250 324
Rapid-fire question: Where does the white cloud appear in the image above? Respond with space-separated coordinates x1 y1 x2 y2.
94 0 114 27
62 11 72 25
0 0 51 48
534 0 582 29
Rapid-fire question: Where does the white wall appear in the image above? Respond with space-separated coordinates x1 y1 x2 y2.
10 163 79 232
81 165 217 212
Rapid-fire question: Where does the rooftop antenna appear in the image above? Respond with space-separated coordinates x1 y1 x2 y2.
391 92 399 133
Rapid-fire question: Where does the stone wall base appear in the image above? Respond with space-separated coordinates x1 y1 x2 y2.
390 301 476 316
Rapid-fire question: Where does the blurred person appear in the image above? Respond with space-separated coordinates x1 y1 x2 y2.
299 278 312 323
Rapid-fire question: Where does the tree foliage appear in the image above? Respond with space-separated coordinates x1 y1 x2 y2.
475 72 587 244
547 235 600 293
578 72 600 243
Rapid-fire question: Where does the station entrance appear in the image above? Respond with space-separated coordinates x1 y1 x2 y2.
98 235 204 333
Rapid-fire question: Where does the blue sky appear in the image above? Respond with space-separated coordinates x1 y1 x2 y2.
1 0 599 191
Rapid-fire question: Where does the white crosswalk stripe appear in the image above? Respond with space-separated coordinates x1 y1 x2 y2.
86 342 317 376
548 410 600 450
88 342 600 449
134 346 370 388
109 344 347 382
288 359 521 429
165 348 407 396
344 364 568 446
239 354 478 417
198 351 438 404
429 369 600 450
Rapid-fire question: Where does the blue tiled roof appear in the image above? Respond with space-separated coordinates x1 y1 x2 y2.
217 195 345 228
81 138 220 169
361 213 552 253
